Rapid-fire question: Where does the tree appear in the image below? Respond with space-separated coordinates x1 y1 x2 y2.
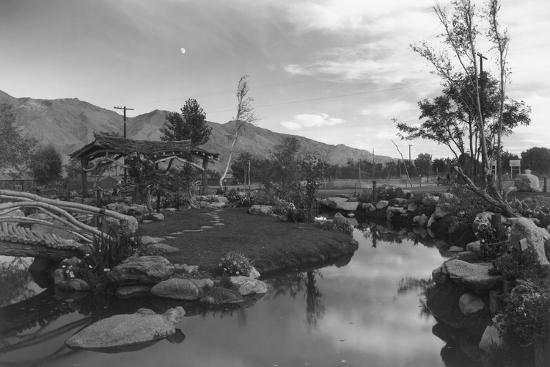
0 104 36 175
401 0 522 216
521 148 550 175
160 98 211 146
30 145 62 185
219 75 258 190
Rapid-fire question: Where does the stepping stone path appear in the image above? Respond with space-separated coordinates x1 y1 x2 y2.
196 209 226 232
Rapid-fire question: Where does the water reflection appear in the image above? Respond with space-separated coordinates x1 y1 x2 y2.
1 226 503 367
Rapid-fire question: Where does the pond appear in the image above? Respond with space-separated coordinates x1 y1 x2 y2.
0 228 451 367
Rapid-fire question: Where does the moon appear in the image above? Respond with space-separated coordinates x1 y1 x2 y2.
180 48 186 54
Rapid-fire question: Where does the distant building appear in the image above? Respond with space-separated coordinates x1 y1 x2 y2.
0 171 34 191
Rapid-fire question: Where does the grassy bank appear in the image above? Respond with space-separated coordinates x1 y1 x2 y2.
141 207 357 275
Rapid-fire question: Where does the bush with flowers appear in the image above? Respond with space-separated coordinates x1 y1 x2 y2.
218 251 253 276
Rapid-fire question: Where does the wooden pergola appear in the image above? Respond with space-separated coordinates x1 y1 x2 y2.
70 133 219 197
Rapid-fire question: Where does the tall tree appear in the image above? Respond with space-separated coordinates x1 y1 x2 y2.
219 75 258 190
160 98 211 146
0 104 36 176
30 145 62 185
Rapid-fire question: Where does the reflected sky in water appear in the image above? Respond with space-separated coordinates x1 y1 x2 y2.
1 230 448 367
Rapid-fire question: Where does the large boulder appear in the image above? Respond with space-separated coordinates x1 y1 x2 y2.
333 212 348 226
65 307 185 350
514 169 541 192
509 217 550 265
247 205 274 216
107 256 175 285
320 197 359 212
375 200 389 210
413 214 428 227
115 285 152 298
151 278 200 301
433 259 502 291
143 243 180 255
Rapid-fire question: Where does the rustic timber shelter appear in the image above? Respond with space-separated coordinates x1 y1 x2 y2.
70 133 219 197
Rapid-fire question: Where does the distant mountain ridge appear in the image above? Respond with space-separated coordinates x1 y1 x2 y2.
0 90 393 171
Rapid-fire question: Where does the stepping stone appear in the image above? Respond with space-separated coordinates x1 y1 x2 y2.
183 229 203 233
201 226 214 229
213 223 224 226
164 236 176 240
170 231 183 235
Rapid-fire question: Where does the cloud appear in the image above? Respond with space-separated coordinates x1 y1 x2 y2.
280 113 345 130
360 100 416 119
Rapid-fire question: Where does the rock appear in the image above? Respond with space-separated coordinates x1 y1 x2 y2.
456 251 479 262
127 204 149 215
57 278 90 292
375 200 389 210
106 202 130 213
148 213 164 222
361 203 376 212
422 194 439 207
433 205 450 219
320 197 359 212
440 192 456 201
413 214 428 227
247 205 274 216
333 212 348 226
229 276 268 296
459 293 485 315
116 285 152 298
191 278 214 290
390 198 408 206
108 256 175 285
144 243 179 255
248 266 261 279
509 217 550 265
141 236 164 246
165 208 177 212
66 307 185 350
174 264 199 274
448 246 464 252
514 169 541 192
200 287 244 305
407 202 418 213
151 278 200 300
433 259 502 291
479 316 504 352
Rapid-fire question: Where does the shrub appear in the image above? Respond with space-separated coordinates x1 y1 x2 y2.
226 189 251 207
284 208 308 223
500 282 550 346
218 251 253 276
316 220 353 235
273 199 296 216
493 247 546 281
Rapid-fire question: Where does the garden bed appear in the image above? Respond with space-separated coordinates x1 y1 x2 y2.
140 207 358 275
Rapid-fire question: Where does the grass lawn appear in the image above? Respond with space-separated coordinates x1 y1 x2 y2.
140 207 357 275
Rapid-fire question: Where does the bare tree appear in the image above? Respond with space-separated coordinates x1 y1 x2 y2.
219 75 258 190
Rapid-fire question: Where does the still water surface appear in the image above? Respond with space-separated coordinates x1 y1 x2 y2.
0 229 448 367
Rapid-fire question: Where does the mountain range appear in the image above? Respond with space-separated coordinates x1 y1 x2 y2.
0 90 393 172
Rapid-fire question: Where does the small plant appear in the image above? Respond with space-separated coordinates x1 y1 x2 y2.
316 220 353 235
273 199 296 217
218 251 253 276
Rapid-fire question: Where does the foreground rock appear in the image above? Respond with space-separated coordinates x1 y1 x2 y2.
433 259 502 291
66 307 185 350
151 278 200 300
229 276 268 296
509 217 550 265
108 256 175 285
479 316 504 352
458 293 485 315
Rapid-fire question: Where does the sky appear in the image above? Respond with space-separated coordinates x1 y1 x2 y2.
0 0 549 158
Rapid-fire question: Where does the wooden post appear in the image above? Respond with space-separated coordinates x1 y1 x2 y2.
201 157 208 195
372 180 377 203
80 158 88 198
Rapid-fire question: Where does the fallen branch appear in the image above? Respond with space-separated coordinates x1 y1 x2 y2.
454 166 518 217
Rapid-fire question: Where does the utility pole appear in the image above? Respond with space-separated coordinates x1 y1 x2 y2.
114 106 134 139
408 144 413 163
114 106 134 181
372 148 375 178
358 159 361 188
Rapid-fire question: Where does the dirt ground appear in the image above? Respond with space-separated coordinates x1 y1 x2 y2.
140 207 357 275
